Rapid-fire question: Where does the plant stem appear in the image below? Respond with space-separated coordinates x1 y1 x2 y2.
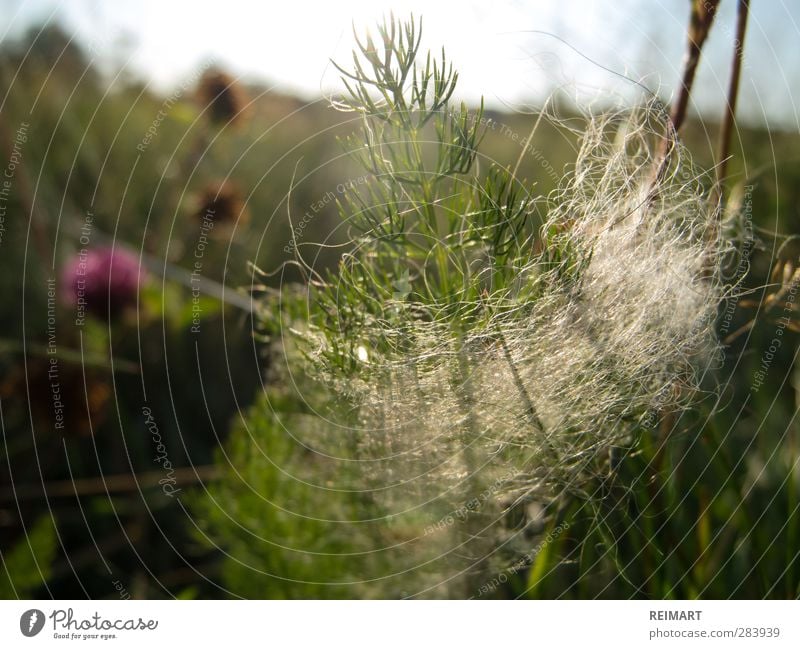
788 361 800 596
455 339 492 597
672 0 721 133
0 465 218 502
713 0 750 207
497 330 547 437
654 0 720 183
723 266 800 345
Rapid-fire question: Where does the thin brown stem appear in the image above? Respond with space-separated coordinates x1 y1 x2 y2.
653 0 720 190
0 465 219 502
672 0 722 133
723 266 800 345
713 0 750 207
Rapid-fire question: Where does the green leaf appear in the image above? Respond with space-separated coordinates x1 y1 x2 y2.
0 515 58 598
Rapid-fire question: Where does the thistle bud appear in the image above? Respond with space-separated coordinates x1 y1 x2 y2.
62 246 144 321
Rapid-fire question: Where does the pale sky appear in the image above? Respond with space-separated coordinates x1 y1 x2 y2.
2 0 799 129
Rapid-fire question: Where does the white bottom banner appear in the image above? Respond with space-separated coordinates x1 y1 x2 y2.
1 600 797 647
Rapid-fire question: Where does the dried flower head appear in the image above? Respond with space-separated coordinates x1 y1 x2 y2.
196 69 248 126
0 359 111 436
193 180 249 229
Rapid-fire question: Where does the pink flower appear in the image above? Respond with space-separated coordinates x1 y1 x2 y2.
63 246 144 320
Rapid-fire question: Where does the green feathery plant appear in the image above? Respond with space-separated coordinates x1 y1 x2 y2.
205 13 728 597
286 11 721 493
312 14 546 352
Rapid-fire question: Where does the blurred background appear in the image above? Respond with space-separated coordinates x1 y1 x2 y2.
1 0 799 598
